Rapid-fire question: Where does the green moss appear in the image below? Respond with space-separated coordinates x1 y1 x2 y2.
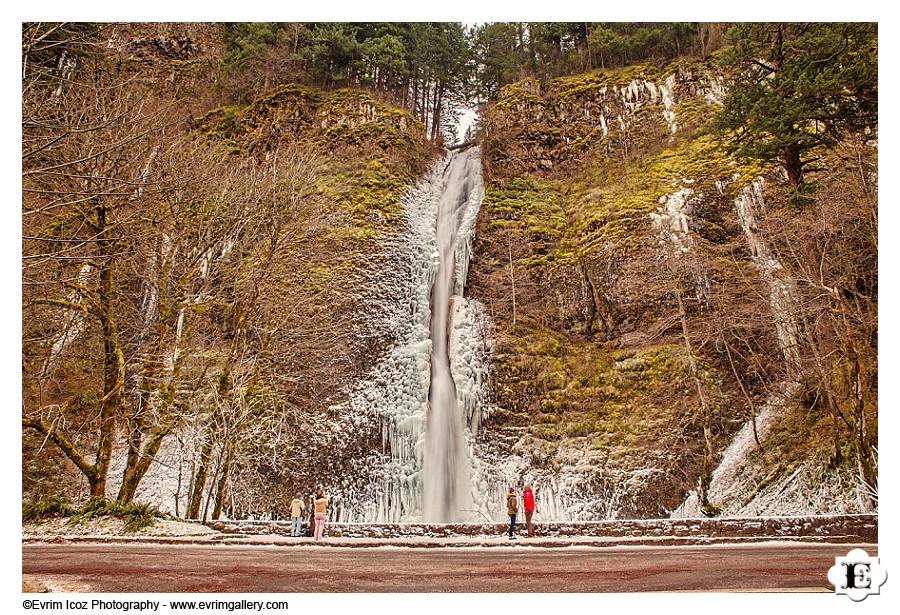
311 155 412 248
491 315 701 451
194 105 242 138
550 134 765 262
545 64 664 99
248 83 321 109
482 175 568 266
674 98 716 132
641 135 765 195
494 79 547 112
193 84 425 162
318 89 424 146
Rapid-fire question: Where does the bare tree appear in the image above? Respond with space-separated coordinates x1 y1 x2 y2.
22 25 177 498
760 139 878 506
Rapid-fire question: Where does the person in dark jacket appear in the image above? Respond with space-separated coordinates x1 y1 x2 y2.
523 485 536 536
506 487 518 539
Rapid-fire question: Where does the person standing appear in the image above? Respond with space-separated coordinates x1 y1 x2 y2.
523 485 535 537
506 487 518 539
313 490 328 542
289 495 305 537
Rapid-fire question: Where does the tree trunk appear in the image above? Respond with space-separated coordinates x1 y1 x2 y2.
118 423 143 502
93 201 124 499
421 81 431 131
783 142 803 185
674 274 716 512
187 435 214 519
117 311 183 502
401 75 410 112
212 441 235 520
430 81 445 142
410 72 419 120
23 416 98 489
117 425 171 503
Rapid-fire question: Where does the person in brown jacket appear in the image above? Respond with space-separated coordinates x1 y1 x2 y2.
289 495 305 537
313 490 328 542
506 487 518 539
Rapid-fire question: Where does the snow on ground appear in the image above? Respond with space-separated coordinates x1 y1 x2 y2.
22 517 217 539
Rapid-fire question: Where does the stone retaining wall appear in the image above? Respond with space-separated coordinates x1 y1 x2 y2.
208 514 876 542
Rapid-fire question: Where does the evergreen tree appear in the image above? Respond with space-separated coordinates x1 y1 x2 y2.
713 22 877 185
222 22 282 68
471 22 525 99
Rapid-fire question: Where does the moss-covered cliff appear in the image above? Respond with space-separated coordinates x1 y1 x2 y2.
469 60 876 517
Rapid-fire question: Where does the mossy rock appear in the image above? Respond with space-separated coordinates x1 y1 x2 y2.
318 88 425 147
193 83 426 159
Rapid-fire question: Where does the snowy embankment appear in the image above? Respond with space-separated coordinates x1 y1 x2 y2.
23 514 876 547
22 517 217 540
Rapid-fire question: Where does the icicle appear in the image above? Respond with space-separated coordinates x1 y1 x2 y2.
734 179 802 373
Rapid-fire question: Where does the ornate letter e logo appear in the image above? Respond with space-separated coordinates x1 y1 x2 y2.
828 548 887 602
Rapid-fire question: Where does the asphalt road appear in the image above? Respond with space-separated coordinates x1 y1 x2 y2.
22 542 872 593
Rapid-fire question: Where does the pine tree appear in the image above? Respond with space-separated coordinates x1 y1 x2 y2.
713 22 877 185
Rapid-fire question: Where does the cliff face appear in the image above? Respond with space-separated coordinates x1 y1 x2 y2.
481 62 725 177
23 28 876 521
469 61 876 517
22 35 440 518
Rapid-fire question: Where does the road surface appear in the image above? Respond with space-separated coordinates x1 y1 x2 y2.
22 542 871 593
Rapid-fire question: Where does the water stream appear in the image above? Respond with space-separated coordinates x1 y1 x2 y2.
348 148 486 523
423 151 478 521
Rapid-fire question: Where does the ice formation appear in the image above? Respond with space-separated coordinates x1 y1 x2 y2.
733 179 802 373
346 148 489 522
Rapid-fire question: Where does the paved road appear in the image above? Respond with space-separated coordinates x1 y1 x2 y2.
23 542 872 593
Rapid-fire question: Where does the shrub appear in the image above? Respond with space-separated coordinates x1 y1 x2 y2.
22 494 76 523
68 497 167 533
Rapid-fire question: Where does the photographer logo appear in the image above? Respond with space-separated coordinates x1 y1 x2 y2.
827 548 887 601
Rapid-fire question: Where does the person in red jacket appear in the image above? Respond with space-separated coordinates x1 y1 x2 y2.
523 485 536 536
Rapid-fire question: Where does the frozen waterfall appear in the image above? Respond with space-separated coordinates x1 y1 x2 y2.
423 151 478 521
349 148 487 522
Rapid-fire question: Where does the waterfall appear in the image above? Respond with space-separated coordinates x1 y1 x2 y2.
423 151 478 521
348 148 486 523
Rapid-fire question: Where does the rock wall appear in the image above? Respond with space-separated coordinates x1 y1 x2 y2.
208 514 876 543
471 57 875 521
481 61 724 177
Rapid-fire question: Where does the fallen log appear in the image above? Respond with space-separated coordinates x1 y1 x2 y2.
447 140 475 151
